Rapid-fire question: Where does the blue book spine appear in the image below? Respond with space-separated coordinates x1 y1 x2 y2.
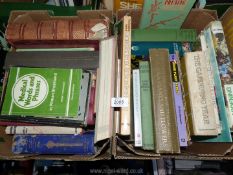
203 28 232 142
12 131 95 154
131 42 184 59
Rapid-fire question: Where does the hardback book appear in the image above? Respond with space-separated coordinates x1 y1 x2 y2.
208 21 233 129
149 49 180 153
139 0 196 29
169 54 188 147
5 126 83 135
139 61 154 150
6 19 110 49
132 42 186 60
132 28 197 42
94 37 116 143
1 67 85 126
12 131 95 155
199 32 221 134
0 121 34 126
15 48 96 52
181 51 218 136
120 16 132 136
85 73 97 126
4 51 99 70
132 69 142 147
199 27 232 142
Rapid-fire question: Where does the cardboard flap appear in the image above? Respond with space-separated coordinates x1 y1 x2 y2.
182 142 233 157
116 9 142 29
8 10 54 23
76 10 113 21
114 136 160 159
221 6 233 22
0 126 15 158
8 10 113 24
182 9 218 34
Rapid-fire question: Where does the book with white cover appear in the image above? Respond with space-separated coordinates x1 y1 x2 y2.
183 51 218 136
132 69 142 147
94 37 116 143
5 126 82 135
199 32 221 134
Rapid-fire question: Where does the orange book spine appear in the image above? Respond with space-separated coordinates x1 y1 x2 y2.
6 19 110 41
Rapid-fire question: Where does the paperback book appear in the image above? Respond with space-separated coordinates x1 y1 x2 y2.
182 51 219 136
169 54 188 147
1 67 86 126
139 0 196 29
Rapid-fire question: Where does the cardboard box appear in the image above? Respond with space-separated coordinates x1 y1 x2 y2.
113 8 233 160
2 8 233 161
0 10 113 161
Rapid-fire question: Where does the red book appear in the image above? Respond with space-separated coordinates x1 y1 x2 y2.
85 73 96 126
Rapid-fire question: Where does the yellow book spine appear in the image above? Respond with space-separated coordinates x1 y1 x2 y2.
114 0 144 12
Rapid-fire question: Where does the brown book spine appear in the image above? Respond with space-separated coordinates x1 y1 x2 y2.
149 49 180 153
6 19 110 42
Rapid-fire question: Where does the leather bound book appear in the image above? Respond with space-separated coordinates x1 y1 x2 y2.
6 19 110 49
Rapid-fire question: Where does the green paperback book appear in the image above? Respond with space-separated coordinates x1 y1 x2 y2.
1 67 82 118
139 61 154 150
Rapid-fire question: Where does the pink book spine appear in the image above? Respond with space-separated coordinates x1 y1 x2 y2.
86 75 96 125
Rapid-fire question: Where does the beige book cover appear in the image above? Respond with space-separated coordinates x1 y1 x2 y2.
149 48 180 153
94 37 116 143
182 51 218 136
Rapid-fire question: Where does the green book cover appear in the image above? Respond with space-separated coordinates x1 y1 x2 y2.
139 61 154 150
1 67 82 118
139 0 196 29
132 28 197 42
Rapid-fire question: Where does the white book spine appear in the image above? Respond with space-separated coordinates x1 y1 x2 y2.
200 33 221 133
94 37 116 143
5 126 82 135
185 51 218 136
133 69 142 147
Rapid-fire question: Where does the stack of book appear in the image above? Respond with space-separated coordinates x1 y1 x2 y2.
0 10 116 155
2 1 233 159
119 1 233 155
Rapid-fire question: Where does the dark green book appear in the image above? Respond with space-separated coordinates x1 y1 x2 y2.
139 61 154 150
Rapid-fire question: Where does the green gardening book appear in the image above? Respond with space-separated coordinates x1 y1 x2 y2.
139 0 196 29
139 61 154 150
1 67 82 119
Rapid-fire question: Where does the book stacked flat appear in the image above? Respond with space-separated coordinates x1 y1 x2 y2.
0 10 117 155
